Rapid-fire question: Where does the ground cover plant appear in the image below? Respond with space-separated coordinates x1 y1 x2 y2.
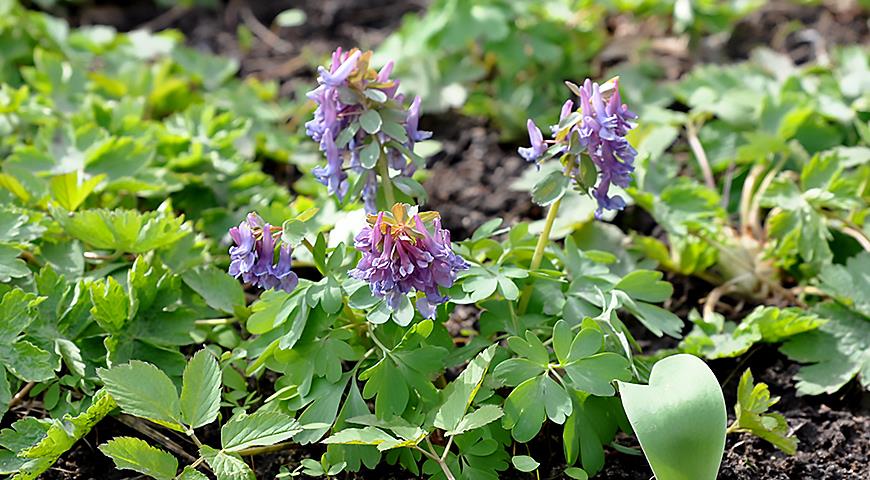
0 0 868 479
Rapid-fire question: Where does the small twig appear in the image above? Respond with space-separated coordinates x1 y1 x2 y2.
139 4 190 31
7 382 36 410
838 224 870 252
239 5 293 54
686 120 716 191
114 415 199 464
747 158 785 240
739 164 766 238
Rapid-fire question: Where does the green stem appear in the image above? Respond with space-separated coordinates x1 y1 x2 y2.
237 441 295 456
517 197 562 314
378 155 396 207
194 318 235 326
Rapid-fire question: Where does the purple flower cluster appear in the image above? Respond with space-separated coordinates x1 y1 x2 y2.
520 77 638 217
349 204 468 323
229 213 298 293
305 48 431 213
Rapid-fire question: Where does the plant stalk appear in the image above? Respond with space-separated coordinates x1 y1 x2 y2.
518 197 562 314
378 155 396 207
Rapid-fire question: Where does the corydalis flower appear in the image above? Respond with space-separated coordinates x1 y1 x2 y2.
229 213 298 293
519 77 637 218
305 48 431 212
349 204 468 323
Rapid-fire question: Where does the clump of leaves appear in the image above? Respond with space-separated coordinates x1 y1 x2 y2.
727 369 798 455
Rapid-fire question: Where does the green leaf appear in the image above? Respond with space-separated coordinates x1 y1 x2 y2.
200 445 254 480
0 245 29 283
221 411 302 452
511 455 539 472
360 140 381 169
16 391 117 480
322 426 400 450
502 376 547 442
359 110 383 135
178 466 209 480
51 206 189 254
182 266 245 315
89 276 128 332
561 328 631 396
364 89 388 103
531 169 569 206
97 361 184 431
449 404 504 436
615 270 673 303
181 350 222 429
728 370 797 455
617 354 726 480
565 466 589 479
381 122 408 143
246 289 294 335
99 437 178 480
434 345 497 434
1 341 55 382
391 176 428 203
0 289 41 343
735 306 825 343
781 301 870 395
49 172 104 211
818 251 870 316
274 8 306 27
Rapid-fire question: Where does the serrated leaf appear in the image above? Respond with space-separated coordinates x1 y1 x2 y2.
178 466 209 480
200 446 254 480
221 411 302 452
781 301 870 395
98 361 184 431
15 391 117 480
729 370 797 454
51 206 189 253
0 245 29 283
181 350 222 429
49 172 105 211
99 437 178 480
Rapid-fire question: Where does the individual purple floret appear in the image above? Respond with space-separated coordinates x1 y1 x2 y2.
229 213 298 293
349 204 468 323
305 48 430 213
518 77 638 218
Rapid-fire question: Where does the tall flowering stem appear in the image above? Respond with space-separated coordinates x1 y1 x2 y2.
517 197 562 314
349 204 468 324
519 76 638 218
228 213 298 293
305 48 431 213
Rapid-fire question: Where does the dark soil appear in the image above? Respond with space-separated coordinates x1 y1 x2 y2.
20 0 870 479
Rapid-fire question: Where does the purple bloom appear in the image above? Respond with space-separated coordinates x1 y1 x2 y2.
312 130 348 201
520 77 637 218
349 204 468 323
228 213 298 293
406 96 432 144
576 78 637 218
317 49 360 87
305 48 431 214
518 119 547 162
